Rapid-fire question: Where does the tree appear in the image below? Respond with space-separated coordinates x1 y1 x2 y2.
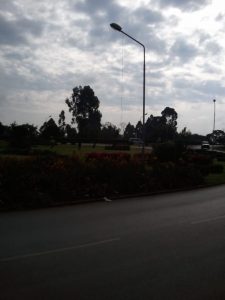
39 118 60 141
175 127 192 153
101 122 120 140
135 121 143 139
65 124 77 142
58 110 65 127
178 127 192 144
65 85 102 138
9 123 38 149
119 122 126 136
145 115 164 143
0 122 3 135
207 130 225 144
0 122 7 139
161 107 178 128
145 107 178 143
124 123 136 139
58 110 66 139
187 133 206 145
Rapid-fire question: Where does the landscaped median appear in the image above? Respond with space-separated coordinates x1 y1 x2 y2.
1 145 224 210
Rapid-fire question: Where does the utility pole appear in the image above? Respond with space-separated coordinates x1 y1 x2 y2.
213 99 216 133
110 23 146 161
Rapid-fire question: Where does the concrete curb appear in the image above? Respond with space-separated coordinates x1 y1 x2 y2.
1 182 225 212
52 182 225 206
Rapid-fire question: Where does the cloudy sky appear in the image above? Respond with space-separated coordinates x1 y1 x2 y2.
1 0 225 134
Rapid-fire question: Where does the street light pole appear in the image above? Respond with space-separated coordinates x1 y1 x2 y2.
213 99 216 133
110 23 146 159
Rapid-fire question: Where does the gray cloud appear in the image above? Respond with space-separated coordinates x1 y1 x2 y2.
74 0 123 20
157 0 211 11
66 0 125 50
215 13 224 22
4 51 28 60
173 77 225 102
198 32 211 44
0 0 18 14
199 63 221 74
0 14 44 45
195 30 223 59
0 15 26 45
70 0 167 54
170 38 199 63
204 40 222 55
0 0 224 134
196 30 222 53
133 7 164 24
197 80 225 96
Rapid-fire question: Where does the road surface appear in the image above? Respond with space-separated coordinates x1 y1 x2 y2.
1 186 225 299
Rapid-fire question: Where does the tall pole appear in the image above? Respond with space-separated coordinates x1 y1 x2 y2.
142 46 146 158
110 23 146 160
213 99 216 133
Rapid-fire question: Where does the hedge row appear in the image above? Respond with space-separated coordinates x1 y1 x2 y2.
0 152 207 210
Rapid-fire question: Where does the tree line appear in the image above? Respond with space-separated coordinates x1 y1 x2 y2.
0 85 219 148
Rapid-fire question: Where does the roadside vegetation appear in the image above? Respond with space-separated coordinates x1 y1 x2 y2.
1 141 225 210
205 160 225 185
1 85 225 210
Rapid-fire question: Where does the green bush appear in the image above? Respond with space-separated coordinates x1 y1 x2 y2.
0 154 205 210
152 161 204 189
184 151 212 165
183 150 213 176
210 164 224 174
153 142 178 162
105 145 130 151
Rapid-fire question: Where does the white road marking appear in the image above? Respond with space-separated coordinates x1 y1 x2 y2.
104 197 112 202
191 215 225 225
0 237 120 262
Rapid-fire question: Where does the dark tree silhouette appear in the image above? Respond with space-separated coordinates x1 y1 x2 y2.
101 122 120 140
0 122 5 138
161 107 178 141
124 123 136 139
9 123 38 149
39 118 60 141
65 86 102 138
65 124 77 142
58 110 66 127
135 121 143 139
145 107 178 143
58 110 66 139
145 115 165 143
178 127 192 145
207 130 225 144
161 107 178 129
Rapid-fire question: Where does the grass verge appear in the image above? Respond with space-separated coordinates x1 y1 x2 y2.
205 160 225 185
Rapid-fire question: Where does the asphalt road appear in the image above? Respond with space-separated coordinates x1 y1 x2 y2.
1 186 225 300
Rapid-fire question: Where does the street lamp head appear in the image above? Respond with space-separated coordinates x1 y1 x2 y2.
110 23 122 31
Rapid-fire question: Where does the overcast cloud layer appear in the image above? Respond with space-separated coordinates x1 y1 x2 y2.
1 0 225 134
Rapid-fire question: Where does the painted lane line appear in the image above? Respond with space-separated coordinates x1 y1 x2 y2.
0 237 120 263
191 215 225 225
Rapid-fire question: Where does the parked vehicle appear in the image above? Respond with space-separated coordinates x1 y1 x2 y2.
129 138 144 145
201 141 210 150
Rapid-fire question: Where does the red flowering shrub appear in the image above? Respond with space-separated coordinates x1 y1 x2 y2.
86 152 131 162
133 153 153 163
184 153 212 165
182 151 213 176
0 152 206 210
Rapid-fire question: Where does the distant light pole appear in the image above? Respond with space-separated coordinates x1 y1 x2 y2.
213 99 216 133
110 23 146 158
